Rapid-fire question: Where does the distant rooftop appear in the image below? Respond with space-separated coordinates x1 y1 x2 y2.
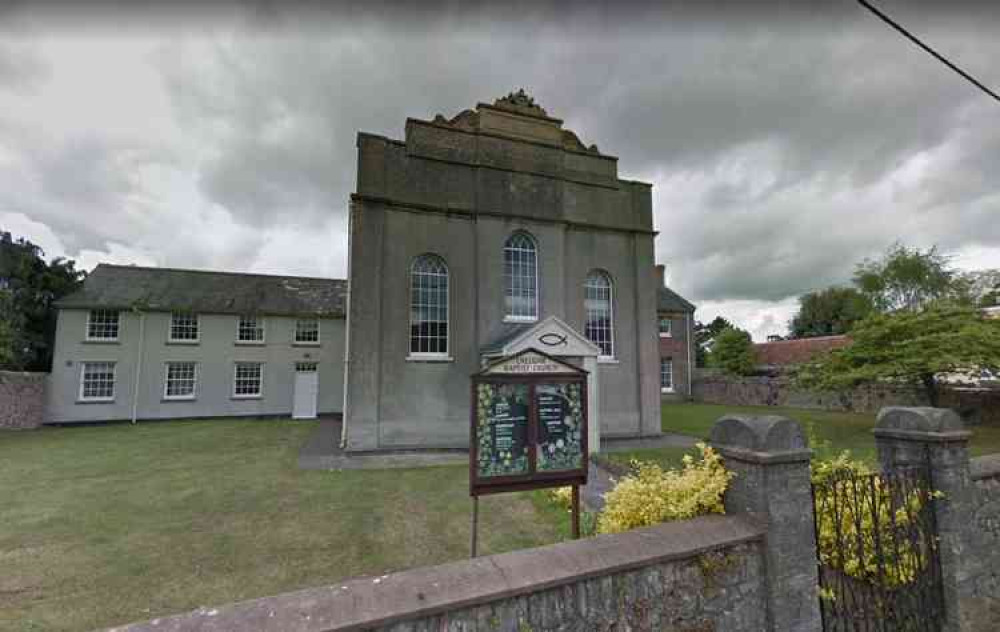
753 335 850 367
658 286 695 313
56 264 347 318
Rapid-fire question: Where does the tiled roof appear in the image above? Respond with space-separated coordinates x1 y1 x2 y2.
55 264 347 318
658 286 695 313
753 335 851 366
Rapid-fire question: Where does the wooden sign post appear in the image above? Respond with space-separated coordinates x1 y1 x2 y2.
469 348 589 556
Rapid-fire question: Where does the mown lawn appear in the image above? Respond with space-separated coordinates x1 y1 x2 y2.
660 402 1000 464
0 420 566 632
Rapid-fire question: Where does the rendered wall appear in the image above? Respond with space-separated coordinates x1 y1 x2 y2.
345 107 661 450
47 309 345 423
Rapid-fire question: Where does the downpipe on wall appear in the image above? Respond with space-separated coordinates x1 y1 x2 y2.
130 309 146 424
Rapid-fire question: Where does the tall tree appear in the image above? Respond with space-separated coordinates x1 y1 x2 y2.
852 243 962 313
794 305 1000 406
708 326 756 376
954 269 1000 307
789 286 873 338
694 316 734 367
0 231 85 371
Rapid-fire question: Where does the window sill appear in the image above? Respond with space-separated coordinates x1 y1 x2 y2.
235 341 266 346
503 316 538 324
661 388 675 393
658 333 673 338
166 340 200 346
231 395 263 400
292 342 321 347
406 354 454 363
83 339 120 344
76 398 115 404
162 397 196 403
598 357 619 365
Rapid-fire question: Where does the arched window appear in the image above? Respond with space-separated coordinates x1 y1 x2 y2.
504 232 538 320
584 270 614 358
410 254 449 355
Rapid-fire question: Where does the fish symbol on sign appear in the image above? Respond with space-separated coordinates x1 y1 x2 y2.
539 333 568 347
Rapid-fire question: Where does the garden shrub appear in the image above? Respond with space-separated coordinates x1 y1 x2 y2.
595 443 733 534
811 451 938 588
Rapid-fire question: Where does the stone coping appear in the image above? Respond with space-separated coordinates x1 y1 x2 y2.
971 453 1000 481
713 444 813 465
872 428 973 443
107 514 763 632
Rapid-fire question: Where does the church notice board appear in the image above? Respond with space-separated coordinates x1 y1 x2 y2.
470 348 588 496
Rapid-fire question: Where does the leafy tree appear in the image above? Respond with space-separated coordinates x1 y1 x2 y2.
693 316 733 367
0 231 85 371
708 326 756 376
789 286 873 338
853 243 962 313
794 305 1000 406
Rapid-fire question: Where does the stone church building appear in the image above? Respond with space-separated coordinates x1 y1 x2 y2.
45 91 694 450
343 91 670 451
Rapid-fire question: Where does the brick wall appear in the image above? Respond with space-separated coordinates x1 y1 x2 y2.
0 371 46 429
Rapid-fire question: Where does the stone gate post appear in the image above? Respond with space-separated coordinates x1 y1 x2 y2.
873 407 984 632
710 415 821 632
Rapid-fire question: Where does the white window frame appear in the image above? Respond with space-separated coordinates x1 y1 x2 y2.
294 318 321 345
584 269 615 360
169 312 200 343
79 361 116 402
659 316 673 338
232 361 264 399
408 254 451 361
660 357 674 393
163 361 198 401
503 231 539 323
236 314 266 344
86 309 120 341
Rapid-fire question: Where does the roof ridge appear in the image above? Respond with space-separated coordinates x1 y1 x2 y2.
756 335 850 345
95 263 346 284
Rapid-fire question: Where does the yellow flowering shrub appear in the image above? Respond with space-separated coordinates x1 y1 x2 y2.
811 451 937 588
596 443 734 535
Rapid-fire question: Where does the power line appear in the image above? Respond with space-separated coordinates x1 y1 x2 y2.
856 0 1000 103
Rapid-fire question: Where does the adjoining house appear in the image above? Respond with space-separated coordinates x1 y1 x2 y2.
655 264 695 401
45 91 697 451
47 265 346 423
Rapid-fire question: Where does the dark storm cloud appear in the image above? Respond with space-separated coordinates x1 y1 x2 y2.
3 1 1000 322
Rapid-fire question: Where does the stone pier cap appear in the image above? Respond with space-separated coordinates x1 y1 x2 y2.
709 414 812 464
874 407 972 443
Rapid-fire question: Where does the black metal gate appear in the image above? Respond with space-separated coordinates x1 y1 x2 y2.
811 467 945 631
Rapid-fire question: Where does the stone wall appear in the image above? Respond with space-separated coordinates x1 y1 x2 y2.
110 515 767 632
0 371 46 429
692 372 1000 424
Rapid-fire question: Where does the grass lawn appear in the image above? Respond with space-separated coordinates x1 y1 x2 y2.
0 419 567 632
660 402 1000 465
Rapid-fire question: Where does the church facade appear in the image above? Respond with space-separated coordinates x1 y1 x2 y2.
342 91 664 451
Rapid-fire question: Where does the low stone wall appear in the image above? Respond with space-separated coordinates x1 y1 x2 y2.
0 371 46 429
691 372 1000 423
111 515 765 632
969 453 1000 625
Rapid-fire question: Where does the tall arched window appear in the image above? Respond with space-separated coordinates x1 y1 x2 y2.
504 232 538 320
584 270 614 358
410 254 449 356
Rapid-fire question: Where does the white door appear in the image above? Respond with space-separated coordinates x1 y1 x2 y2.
293 363 319 419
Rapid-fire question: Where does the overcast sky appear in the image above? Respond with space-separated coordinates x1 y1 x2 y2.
2 2 999 340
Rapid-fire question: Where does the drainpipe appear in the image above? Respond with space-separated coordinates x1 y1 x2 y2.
130 308 146 424
340 203 354 449
686 311 693 400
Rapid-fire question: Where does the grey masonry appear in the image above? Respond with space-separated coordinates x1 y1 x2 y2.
343 90 673 450
44 91 695 438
